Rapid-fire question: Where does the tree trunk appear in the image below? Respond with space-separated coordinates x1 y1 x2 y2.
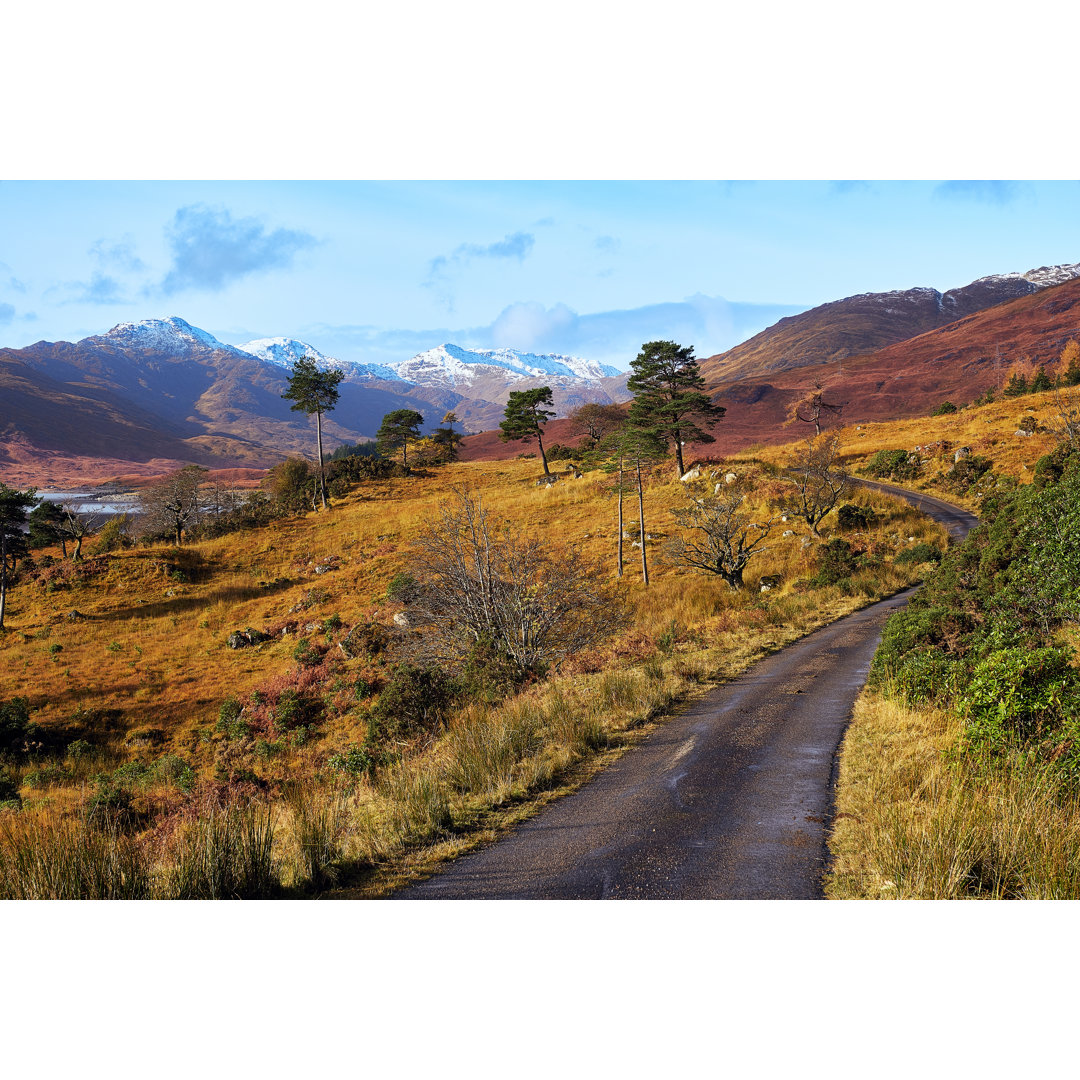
0 530 7 630
72 534 83 561
316 407 327 510
674 428 685 478
637 460 648 586
536 426 550 475
616 456 624 578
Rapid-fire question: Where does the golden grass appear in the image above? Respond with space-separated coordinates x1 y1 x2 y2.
826 690 1080 899
0 453 950 897
744 386 1075 508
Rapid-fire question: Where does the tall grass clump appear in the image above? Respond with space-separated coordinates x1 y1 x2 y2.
165 802 279 899
0 811 152 899
284 783 346 891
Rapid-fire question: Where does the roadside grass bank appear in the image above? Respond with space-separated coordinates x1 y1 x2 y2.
826 690 1080 899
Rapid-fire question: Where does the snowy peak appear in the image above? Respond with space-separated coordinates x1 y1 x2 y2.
971 263 1080 290
391 343 619 388
236 336 406 383
95 316 238 354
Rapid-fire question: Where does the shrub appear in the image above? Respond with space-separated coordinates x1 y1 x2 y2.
0 698 31 756
932 401 958 416
812 539 860 586
837 503 876 530
217 698 249 740
0 769 21 806
945 454 993 494
866 448 922 482
895 542 943 566
961 648 1080 747
371 664 458 740
328 745 377 778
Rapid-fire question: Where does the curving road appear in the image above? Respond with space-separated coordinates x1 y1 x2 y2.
394 481 978 900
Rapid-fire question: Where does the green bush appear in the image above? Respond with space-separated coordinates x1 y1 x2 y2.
945 454 993 494
866 449 922 482
961 648 1080 747
895 542 943 566
0 698 30 756
371 664 458 740
932 401 958 416
812 539 860 586
837 503 876 530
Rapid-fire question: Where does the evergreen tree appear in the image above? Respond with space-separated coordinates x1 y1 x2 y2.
0 484 37 630
626 340 726 477
499 387 555 475
1031 366 1052 393
601 425 666 584
376 409 425 466
281 357 344 510
27 500 68 556
431 411 464 462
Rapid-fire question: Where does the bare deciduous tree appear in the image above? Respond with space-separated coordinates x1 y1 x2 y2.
137 466 208 546
665 488 778 590
788 435 849 536
785 381 845 436
402 489 627 674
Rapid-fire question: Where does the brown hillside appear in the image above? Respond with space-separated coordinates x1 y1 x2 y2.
698 273 1055 386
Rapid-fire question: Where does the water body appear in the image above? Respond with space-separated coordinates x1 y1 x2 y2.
36 492 141 516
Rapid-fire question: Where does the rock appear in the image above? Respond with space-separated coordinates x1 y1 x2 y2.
781 515 789 522
393 612 410 628
680 468 701 483
304 622 320 634
783 530 794 537
759 574 782 593
954 446 972 462
227 631 250 649
725 472 737 484
1014 428 1033 437
66 610 85 622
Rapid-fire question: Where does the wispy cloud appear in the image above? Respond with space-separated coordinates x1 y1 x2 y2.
934 180 1023 205
830 180 871 196
424 230 536 308
306 293 805 373
89 236 145 273
158 204 316 295
595 235 621 254
0 302 14 325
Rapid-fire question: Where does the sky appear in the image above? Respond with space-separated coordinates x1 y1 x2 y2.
3 179 1080 372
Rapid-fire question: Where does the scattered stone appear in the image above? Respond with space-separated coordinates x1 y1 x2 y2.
680 467 701 483
1014 428 1033 437
954 446 972 462
725 472 737 484
66 610 85 622
305 622 321 634
759 574 782 593
783 530 794 537
393 611 410 628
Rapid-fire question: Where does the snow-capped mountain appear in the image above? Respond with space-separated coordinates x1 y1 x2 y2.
95 316 248 357
235 336 405 382
390 343 621 389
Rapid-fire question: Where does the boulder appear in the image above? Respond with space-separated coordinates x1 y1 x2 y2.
954 446 972 462
393 611 410 628
680 467 701 483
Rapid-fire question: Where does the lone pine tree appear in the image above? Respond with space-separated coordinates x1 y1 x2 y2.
282 357 344 510
626 340 726 477
376 409 425 466
499 387 556 475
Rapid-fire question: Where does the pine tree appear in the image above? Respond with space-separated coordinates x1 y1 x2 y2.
376 409 425 466
626 340 726 477
499 387 555 475
0 484 37 630
281 357 344 510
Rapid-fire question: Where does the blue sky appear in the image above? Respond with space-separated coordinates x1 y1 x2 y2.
3 180 1080 371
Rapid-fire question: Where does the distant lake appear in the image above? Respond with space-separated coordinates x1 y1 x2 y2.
37 492 141 516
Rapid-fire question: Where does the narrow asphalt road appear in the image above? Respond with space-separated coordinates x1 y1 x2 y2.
394 481 978 900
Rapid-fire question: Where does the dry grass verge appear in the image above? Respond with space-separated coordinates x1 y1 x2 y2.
826 690 1080 899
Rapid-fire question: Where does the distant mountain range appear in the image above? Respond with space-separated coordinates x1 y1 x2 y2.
0 318 630 484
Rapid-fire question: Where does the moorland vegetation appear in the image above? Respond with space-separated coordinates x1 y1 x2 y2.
0 339 951 898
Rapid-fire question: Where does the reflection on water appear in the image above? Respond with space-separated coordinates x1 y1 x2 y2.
38 492 140 516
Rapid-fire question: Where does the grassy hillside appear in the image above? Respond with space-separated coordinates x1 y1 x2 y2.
0 451 944 898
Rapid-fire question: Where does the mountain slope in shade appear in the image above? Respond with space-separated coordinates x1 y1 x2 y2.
699 263 1080 386
693 275 1080 457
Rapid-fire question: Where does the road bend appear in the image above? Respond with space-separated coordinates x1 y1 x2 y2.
393 481 978 900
